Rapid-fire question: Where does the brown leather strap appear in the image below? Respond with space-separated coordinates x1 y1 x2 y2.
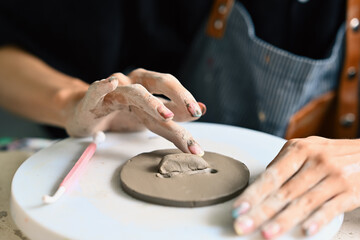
285 91 336 139
206 0 234 38
334 0 360 138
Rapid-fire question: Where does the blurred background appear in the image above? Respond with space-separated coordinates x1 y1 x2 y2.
0 108 50 138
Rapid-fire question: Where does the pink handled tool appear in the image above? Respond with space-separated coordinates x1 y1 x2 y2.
42 131 106 204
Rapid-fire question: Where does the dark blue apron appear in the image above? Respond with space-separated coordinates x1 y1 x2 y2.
179 2 345 137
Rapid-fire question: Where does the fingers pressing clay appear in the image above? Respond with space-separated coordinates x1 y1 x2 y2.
127 68 204 121
131 107 204 156
187 139 205 156
66 69 204 153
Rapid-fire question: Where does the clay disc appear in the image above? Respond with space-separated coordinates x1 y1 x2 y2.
120 149 250 207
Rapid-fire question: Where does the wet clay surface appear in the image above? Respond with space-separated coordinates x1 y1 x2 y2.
157 153 210 178
120 149 250 207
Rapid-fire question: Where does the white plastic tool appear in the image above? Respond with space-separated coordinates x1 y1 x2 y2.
42 131 105 204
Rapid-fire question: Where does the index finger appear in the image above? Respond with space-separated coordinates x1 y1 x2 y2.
127 68 204 121
131 106 204 156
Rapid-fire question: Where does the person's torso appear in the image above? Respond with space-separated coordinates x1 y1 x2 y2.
0 0 345 81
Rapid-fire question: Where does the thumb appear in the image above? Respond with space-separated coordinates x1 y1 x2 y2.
84 76 119 109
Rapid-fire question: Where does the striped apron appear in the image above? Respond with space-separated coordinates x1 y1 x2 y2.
179 2 345 137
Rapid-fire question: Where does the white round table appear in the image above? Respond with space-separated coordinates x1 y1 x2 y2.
10 122 343 240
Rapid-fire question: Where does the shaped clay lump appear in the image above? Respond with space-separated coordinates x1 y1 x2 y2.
157 153 211 178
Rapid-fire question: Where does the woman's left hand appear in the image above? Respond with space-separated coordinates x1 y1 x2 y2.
232 136 360 239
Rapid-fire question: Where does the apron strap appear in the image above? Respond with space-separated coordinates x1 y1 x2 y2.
334 0 360 138
206 0 360 138
206 0 234 38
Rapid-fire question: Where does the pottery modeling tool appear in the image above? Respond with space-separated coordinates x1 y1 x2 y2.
42 131 106 204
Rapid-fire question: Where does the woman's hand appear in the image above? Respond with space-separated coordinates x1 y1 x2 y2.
65 68 206 156
0 47 204 155
232 136 360 239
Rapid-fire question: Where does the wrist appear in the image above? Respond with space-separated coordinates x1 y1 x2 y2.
52 78 88 127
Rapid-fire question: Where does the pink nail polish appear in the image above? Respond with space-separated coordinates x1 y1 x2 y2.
187 140 204 156
262 223 280 239
187 102 202 117
232 202 250 218
158 106 174 120
305 223 318 236
234 217 254 235
198 102 207 115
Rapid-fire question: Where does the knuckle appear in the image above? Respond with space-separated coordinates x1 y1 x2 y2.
110 72 124 78
128 68 146 79
286 138 299 146
89 80 101 88
120 85 148 103
305 136 322 141
336 173 348 186
294 139 310 151
300 196 315 207
275 188 292 202
287 138 316 153
163 73 175 79
130 83 147 92
314 152 330 164
161 73 180 83
334 169 350 185
135 68 146 72
131 68 146 75
111 73 127 83
87 81 104 96
285 139 302 149
313 152 334 171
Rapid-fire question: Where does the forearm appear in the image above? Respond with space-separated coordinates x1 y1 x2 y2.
0 46 88 127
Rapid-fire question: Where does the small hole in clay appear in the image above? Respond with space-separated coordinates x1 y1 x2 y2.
210 169 218 174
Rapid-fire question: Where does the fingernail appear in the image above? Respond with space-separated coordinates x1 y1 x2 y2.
107 76 117 82
232 202 250 218
234 216 254 235
157 106 174 120
262 223 280 239
187 140 204 156
305 223 318 236
198 102 207 115
187 102 202 117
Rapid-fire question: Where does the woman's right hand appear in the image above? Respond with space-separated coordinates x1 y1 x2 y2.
65 68 206 156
